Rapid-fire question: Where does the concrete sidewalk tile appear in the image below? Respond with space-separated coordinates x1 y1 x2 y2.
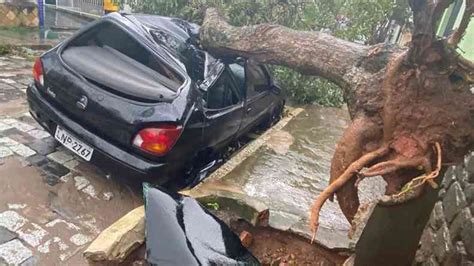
0 211 27 232
28 138 58 156
0 122 13 132
25 154 48 167
14 122 36 133
47 151 74 164
18 223 48 247
0 119 35 132
9 143 36 157
0 147 13 158
0 137 37 157
63 159 80 170
27 129 50 139
0 79 16 84
0 239 33 265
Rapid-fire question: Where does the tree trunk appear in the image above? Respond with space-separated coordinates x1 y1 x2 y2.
199 0 474 235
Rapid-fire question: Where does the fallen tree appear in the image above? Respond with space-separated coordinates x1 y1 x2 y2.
200 0 474 236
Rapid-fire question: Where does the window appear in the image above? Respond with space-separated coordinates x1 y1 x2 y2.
246 63 269 98
228 63 245 95
204 70 241 110
66 21 183 86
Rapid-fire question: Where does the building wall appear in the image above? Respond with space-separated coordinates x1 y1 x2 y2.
0 0 38 27
415 153 474 265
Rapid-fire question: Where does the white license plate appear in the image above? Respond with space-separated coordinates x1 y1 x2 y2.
55 126 94 161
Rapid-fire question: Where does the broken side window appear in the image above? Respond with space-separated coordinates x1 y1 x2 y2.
204 69 242 110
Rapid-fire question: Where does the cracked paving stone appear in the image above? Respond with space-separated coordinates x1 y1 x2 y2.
0 239 33 265
0 226 17 245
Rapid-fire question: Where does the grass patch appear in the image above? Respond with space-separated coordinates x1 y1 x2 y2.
0 44 13 55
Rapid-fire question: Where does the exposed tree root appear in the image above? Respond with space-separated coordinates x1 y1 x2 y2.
380 142 442 205
359 156 429 178
310 145 390 241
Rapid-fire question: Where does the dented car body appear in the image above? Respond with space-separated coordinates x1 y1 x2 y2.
27 13 285 187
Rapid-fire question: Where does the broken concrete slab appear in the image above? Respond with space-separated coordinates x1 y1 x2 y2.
185 187 269 226
84 206 145 264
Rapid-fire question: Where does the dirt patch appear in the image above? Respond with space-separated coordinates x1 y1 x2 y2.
212 210 348 265
231 221 347 265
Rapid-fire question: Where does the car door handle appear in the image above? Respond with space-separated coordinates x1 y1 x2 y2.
246 107 252 113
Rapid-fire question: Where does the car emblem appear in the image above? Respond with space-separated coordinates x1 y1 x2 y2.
76 96 88 110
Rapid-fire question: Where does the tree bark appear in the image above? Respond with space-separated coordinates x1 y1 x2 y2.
200 8 371 93
199 0 474 235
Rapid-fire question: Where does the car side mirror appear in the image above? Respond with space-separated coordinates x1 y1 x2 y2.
271 84 282 95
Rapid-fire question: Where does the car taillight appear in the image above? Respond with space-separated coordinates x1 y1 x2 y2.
132 125 182 156
33 57 44 87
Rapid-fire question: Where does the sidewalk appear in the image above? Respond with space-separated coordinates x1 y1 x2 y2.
0 55 142 265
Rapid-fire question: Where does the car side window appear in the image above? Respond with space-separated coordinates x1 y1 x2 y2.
228 63 245 96
246 63 270 98
204 69 241 110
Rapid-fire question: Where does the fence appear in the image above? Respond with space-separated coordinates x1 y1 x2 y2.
54 0 104 16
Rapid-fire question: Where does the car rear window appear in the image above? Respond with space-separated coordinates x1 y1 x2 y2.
61 21 184 101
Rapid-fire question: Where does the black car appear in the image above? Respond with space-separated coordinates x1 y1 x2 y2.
27 13 285 187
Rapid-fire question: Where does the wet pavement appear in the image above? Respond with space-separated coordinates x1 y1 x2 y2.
0 55 142 265
192 106 387 249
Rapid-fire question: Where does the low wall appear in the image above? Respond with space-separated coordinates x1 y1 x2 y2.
416 153 474 265
0 1 38 27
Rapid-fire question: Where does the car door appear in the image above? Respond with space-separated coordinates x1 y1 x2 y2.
202 66 245 151
241 61 274 132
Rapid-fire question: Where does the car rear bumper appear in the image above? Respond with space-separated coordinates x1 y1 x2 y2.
26 83 174 185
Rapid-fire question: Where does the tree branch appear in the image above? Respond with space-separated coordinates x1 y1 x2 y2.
199 8 371 90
